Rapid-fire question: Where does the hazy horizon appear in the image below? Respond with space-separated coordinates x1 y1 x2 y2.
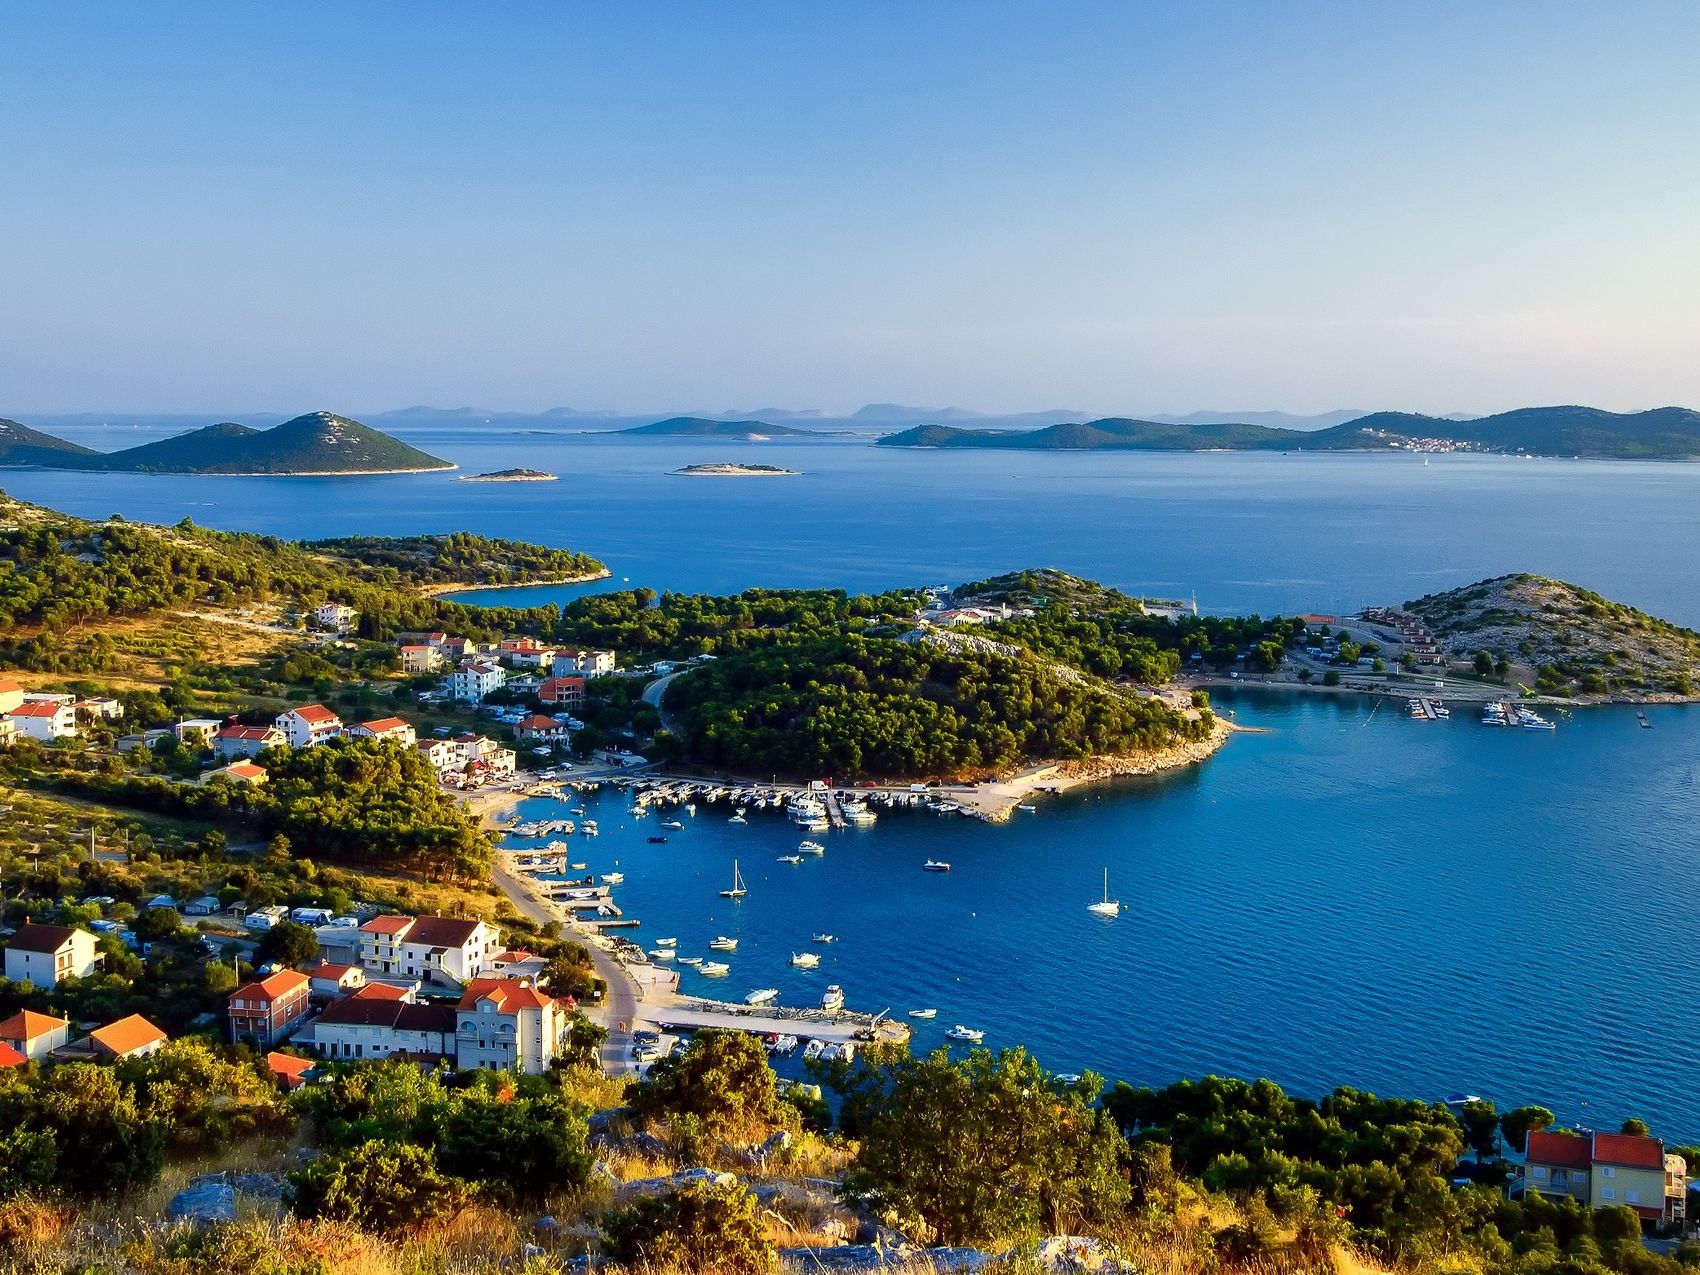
4 3 1698 414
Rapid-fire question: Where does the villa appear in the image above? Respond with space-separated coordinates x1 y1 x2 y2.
274 704 344 748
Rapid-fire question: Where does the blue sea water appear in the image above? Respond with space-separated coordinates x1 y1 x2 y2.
7 423 1700 1130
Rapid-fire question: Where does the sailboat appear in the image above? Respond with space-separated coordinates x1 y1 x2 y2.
1088 867 1120 917
719 859 747 899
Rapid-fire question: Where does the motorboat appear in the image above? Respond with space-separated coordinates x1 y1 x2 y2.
771 1034 799 1055
700 961 730 976
708 936 739 951
923 860 951 872
820 984 844 1011
570 862 587 870
719 860 747 899
1017 803 1037 813
661 820 685 831
600 872 624 884
789 951 820 968
1088 867 1121 918
945 1025 984 1043
654 937 676 948
776 853 803 864
798 840 825 854
647 948 675 961
728 811 747 825
678 955 703 967
811 932 836 944
745 987 779 1005
802 1038 826 1061
908 1008 937 1020
647 836 668 844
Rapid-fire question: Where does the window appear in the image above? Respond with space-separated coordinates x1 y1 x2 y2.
1602 1187 1616 1200
1602 1166 1616 1179
1533 1167 1548 1179
1626 1190 1640 1204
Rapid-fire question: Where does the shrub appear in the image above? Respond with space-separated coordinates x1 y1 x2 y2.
601 1179 774 1275
288 1141 470 1235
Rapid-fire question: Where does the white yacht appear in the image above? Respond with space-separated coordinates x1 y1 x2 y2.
802 1037 826 1061
789 951 820 968
820 984 845 1011
945 1025 984 1042
745 987 779 1005
719 860 747 898
1088 868 1121 918
776 853 803 864
908 1008 937 1020
660 820 685 831
923 860 951 872
700 961 730 976
708 936 739 951
811 932 836 944
798 840 826 854
600 872 624 884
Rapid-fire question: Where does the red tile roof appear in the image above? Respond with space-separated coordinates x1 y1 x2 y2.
311 963 362 982
1592 1131 1665 1169
5 921 80 954
266 1051 314 1088
0 1009 70 1044
358 717 410 733
9 702 65 718
402 915 483 948
315 996 456 1033
0 1041 25 1068
218 724 279 741
360 914 413 936
90 1013 166 1058
218 761 267 781
1527 1130 1593 1170
460 976 553 1012
0 679 22 695
232 969 310 1002
350 981 410 1001
289 704 340 724
492 949 535 964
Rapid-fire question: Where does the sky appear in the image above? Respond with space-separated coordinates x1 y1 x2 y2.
2 2 1698 417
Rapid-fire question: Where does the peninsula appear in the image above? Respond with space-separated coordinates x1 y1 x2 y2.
459 467 558 482
876 404 1700 460
0 410 453 474
669 462 800 477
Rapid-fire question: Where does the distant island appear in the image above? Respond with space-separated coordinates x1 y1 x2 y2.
876 405 1700 460
670 462 800 477
459 468 558 483
617 416 814 439
0 411 453 475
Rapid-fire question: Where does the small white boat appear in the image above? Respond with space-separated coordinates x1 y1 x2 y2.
719 860 748 899
647 948 675 961
745 987 779 1005
654 937 677 948
728 812 747 825
686 803 697 816
678 955 704 967
1088 868 1120 918
601 872 624 884
708 936 739 951
1017 803 1037 813
570 862 587 870
700 961 730 976
798 840 825 855
908 1008 937 1020
661 820 685 830
946 1025 984 1042
581 821 599 836
776 853 803 864
811 932 836 944
802 1037 826 1061
771 1034 799 1055
923 860 951 872
820 984 844 1011
790 951 820 968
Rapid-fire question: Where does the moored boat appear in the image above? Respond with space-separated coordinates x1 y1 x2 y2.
745 987 779 1005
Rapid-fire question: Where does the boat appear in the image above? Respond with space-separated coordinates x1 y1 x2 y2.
945 1025 985 1042
1088 867 1121 918
678 955 703 967
570 862 587 870
655 937 676 948
647 836 668 844
908 1008 937 1020
771 1034 799 1055
661 820 685 831
700 961 730 976
789 951 820 968
600 872 624 884
776 853 803 864
719 860 747 899
728 812 747 825
647 948 675 961
581 821 599 836
708 936 739 951
811 932 836 944
686 803 697 815
745 987 779 1005
798 840 825 854
820 984 845 1011
1638 711 1652 729
802 1038 826 1061
923 860 951 872
1017 803 1037 813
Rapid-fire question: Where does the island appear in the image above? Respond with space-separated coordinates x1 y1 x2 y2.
459 468 558 483
0 410 453 474
874 404 1700 460
617 415 813 439
669 462 800 477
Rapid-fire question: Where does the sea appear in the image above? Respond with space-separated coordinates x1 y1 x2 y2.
7 417 1700 1134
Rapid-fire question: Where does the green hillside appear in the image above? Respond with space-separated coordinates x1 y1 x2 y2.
877 418 1383 451
618 416 812 438
75 411 454 474
0 418 98 466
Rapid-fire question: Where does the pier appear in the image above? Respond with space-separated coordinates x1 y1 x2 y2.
637 994 910 1048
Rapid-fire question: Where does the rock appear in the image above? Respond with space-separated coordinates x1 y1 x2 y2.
853 1221 910 1247
748 1128 793 1167
533 1215 559 1231
625 1130 668 1158
591 1160 620 1187
230 1172 286 1200
1032 1236 1120 1272
617 1167 738 1199
586 1107 633 1143
778 1245 994 1272
167 1182 236 1224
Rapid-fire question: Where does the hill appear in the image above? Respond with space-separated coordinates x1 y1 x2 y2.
617 416 812 438
0 418 97 466
1403 574 1700 697
877 406 1700 458
71 411 454 474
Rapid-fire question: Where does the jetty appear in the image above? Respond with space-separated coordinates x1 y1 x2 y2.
638 995 909 1048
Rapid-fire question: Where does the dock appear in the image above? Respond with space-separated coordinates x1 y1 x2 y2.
636 994 910 1047
822 788 847 829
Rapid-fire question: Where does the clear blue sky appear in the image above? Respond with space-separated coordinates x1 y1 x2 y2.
3 2 1697 416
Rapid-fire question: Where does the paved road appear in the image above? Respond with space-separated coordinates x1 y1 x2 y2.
641 668 694 735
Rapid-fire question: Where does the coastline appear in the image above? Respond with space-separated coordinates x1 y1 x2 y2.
1187 672 1700 707
415 568 613 598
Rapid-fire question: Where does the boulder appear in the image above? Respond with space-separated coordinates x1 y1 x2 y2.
167 1181 236 1224
617 1167 738 1199
778 1245 995 1272
1032 1236 1119 1272
230 1172 286 1201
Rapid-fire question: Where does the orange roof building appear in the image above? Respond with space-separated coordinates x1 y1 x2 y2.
89 1013 167 1060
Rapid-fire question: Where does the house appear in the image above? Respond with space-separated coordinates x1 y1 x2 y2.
3 922 102 988
414 737 455 771
312 602 357 632
265 1051 315 1090
0 1009 72 1061
89 1013 167 1061
308 962 367 999
550 649 615 677
450 660 507 703
227 969 312 1047
1524 1130 1688 1224
537 676 587 709
0 1041 25 1070
309 991 457 1063
346 717 417 748
184 896 222 916
450 734 516 782
0 719 15 748
399 644 444 675
174 718 225 747
516 714 570 743
6 701 77 742
455 977 571 1075
357 914 498 987
490 949 548 981
76 697 124 721
0 680 23 715
499 638 559 669
215 722 285 759
274 704 343 749
203 760 267 786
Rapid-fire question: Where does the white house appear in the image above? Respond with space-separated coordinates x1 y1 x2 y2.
312 603 357 632
346 717 417 747
3 922 102 987
6 701 77 742
89 1013 168 1061
454 977 572 1075
414 737 455 771
0 1009 71 1061
203 760 268 786
215 722 285 759
449 660 507 703
76 698 124 721
451 734 516 781
174 718 225 748
357 914 499 987
399 644 444 675
309 988 457 1062
0 680 23 715
550 649 615 677
274 704 343 748
0 718 16 748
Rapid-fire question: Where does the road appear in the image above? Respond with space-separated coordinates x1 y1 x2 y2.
641 668 692 735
